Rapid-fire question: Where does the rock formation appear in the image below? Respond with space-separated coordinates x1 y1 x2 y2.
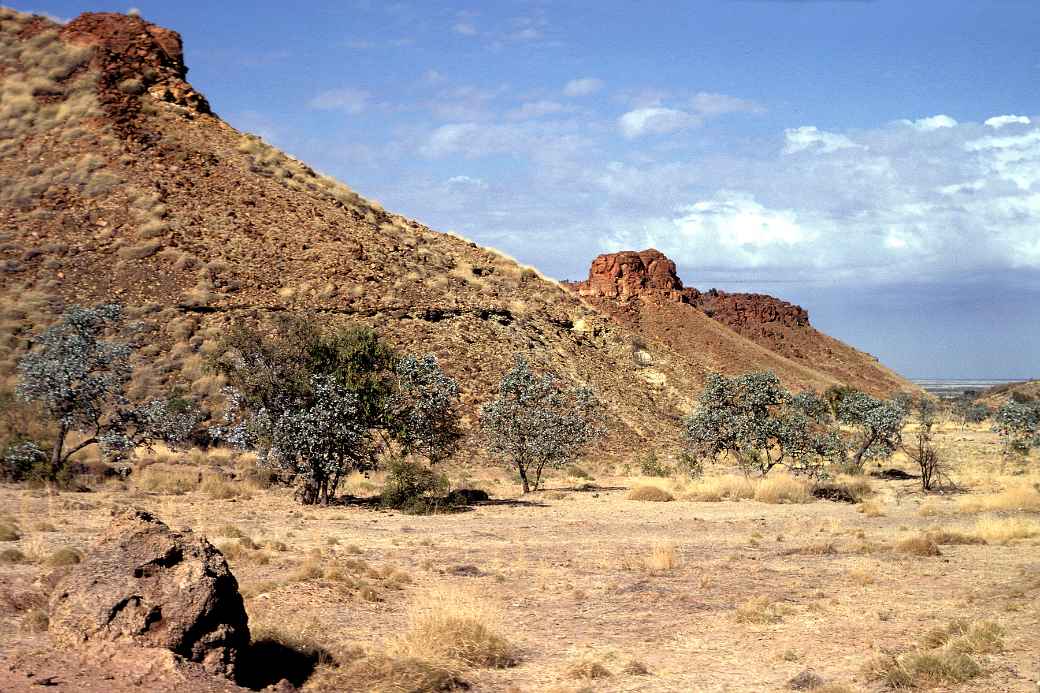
48 509 249 678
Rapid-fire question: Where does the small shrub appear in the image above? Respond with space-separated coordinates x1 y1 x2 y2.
626 485 674 502
567 659 612 680
45 547 81 567
0 548 27 563
380 458 453 514
639 452 671 477
735 596 783 624
0 523 21 541
897 535 942 557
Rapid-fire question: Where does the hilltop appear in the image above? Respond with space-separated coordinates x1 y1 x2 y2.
566 249 912 397
0 9 913 459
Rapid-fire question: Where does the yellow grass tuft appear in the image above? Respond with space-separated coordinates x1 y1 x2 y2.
683 474 754 502
753 474 812 504
735 596 784 624
969 515 1040 544
389 586 517 669
957 484 1040 513
626 485 674 502
897 534 942 556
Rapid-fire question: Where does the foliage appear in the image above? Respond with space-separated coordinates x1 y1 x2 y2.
901 395 949 490
11 304 196 479
683 372 841 477
481 355 604 493
639 451 672 477
392 354 462 465
380 457 455 514
210 317 397 504
835 389 908 471
952 399 992 425
992 398 1040 455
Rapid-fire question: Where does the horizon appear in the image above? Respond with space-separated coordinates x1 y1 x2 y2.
13 0 1040 380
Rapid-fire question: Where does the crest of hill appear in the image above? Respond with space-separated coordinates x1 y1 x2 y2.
979 380 1040 408
0 9 911 460
566 249 915 398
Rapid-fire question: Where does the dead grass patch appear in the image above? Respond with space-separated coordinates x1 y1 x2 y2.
754 474 812 504
957 484 1040 513
969 515 1040 543
734 596 785 624
389 586 517 669
683 474 754 502
864 619 1003 689
626 485 674 502
566 658 612 680
896 534 942 557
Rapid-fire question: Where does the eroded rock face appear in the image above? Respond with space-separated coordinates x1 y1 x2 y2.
570 248 809 329
48 509 249 679
60 12 211 116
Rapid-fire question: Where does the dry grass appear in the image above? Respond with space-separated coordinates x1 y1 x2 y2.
957 484 1040 513
389 586 517 669
646 543 678 572
134 464 199 494
566 658 612 680
683 474 755 502
309 654 465 693
864 619 1003 689
735 596 785 624
969 515 1040 544
856 500 885 517
896 534 942 557
754 474 812 504
626 485 674 502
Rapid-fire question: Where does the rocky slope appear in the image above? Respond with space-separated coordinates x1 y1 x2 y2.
566 249 913 397
0 9 913 459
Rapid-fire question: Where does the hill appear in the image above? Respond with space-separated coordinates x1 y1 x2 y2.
566 249 913 397
0 9 914 458
979 379 1040 408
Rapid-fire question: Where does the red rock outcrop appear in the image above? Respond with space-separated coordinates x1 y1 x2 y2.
570 248 809 330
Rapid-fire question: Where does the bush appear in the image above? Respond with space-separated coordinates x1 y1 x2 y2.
380 458 454 514
992 398 1039 455
639 452 671 477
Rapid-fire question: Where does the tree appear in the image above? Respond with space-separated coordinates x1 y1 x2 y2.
835 390 908 471
13 304 196 479
481 355 603 493
901 395 948 490
684 372 840 477
209 316 398 504
392 354 462 465
992 398 1040 455
952 398 991 425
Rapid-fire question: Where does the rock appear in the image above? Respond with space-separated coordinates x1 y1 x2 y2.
787 669 825 690
48 508 249 679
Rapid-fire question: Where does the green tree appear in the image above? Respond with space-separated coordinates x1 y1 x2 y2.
481 355 603 493
836 390 908 471
12 304 196 479
683 372 840 477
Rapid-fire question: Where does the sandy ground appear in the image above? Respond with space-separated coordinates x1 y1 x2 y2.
1 425 1038 692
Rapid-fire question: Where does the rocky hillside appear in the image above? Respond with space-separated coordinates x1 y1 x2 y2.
980 380 1040 408
0 9 913 459
566 249 913 397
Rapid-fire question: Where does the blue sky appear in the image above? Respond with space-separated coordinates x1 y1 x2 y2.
17 1 1040 379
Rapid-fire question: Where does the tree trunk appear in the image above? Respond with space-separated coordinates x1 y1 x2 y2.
532 462 545 492
50 422 68 479
517 462 530 494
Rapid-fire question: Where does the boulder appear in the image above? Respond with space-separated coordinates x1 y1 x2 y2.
48 508 249 678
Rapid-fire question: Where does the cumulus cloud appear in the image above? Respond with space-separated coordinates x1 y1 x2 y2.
308 87 371 114
563 77 604 97
985 114 1031 129
783 126 862 154
619 107 699 138
901 114 958 130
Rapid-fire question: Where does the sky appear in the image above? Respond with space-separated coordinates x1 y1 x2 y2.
15 0 1040 380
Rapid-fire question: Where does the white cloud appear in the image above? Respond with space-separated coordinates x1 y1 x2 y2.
308 87 371 114
619 107 698 138
690 92 764 116
453 22 477 36
563 78 604 97
985 114 1031 129
783 126 862 154
446 175 488 190
507 100 569 120
902 114 958 131
965 128 1040 190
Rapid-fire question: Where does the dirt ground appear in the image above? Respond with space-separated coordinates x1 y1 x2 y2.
1 424 1038 692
